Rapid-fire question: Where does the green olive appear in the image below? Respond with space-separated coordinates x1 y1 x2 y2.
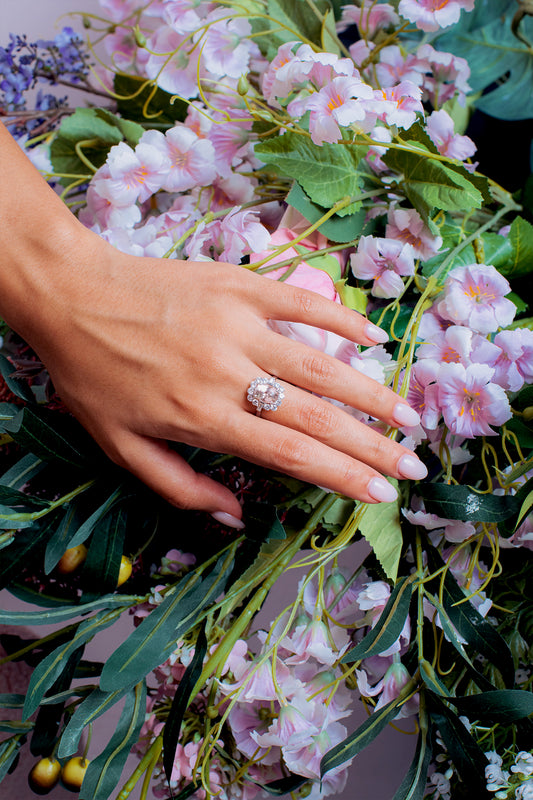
61 756 90 792
28 758 61 794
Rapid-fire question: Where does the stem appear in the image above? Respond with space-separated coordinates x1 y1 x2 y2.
116 736 163 800
0 479 95 523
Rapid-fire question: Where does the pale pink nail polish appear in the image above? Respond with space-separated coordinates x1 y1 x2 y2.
368 478 398 503
365 322 389 344
393 403 420 427
398 454 428 480
211 511 245 529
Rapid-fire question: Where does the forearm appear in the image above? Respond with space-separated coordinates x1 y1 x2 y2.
0 122 98 347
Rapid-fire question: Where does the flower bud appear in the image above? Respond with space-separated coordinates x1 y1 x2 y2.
237 74 250 96
134 26 147 47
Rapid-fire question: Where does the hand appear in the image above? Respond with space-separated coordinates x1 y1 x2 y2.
18 230 426 524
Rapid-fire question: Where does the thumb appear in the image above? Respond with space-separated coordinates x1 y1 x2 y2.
119 435 244 526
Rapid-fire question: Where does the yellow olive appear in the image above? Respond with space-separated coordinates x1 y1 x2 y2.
117 555 133 587
61 756 90 792
28 757 61 794
57 544 88 575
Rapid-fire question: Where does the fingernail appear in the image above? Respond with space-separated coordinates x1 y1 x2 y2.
393 403 420 427
398 454 428 480
367 478 398 503
211 511 245 530
364 322 389 344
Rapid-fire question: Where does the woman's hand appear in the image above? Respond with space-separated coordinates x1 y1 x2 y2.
0 123 426 525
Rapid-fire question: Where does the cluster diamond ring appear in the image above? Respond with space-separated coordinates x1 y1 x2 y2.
247 376 285 417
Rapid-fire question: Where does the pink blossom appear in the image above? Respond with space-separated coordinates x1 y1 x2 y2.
160 548 196 574
262 43 313 105
163 0 210 34
403 504 475 543
492 328 533 391
350 235 415 298
253 693 319 748
208 110 253 177
104 140 170 205
438 362 512 438
399 0 475 33
406 359 441 430
280 618 350 666
436 263 516 334
200 12 253 78
375 662 419 718
375 46 427 88
426 109 476 160
143 126 217 192
305 76 374 145
228 700 282 765
367 81 424 129
103 30 137 71
99 0 145 23
283 721 352 785
442 546 492 615
186 207 270 263
145 27 201 98
386 207 443 260
339 3 400 37
426 426 473 465
417 43 471 106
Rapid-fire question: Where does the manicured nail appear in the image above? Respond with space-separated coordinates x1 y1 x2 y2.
393 403 420 427
364 322 389 344
398 454 428 481
211 511 245 530
368 478 398 503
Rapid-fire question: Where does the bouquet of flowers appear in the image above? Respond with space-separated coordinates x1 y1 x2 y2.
1 1 533 798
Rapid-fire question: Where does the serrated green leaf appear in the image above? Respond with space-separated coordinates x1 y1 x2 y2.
255 132 366 211
79 681 147 800
242 501 286 541
419 483 519 522
506 216 533 277
265 0 333 49
286 182 367 243
99 549 235 692
383 147 483 225
334 280 367 313
342 573 416 662
50 107 124 179
427 692 489 794
447 689 533 722
321 687 414 776
23 608 121 720
163 623 207 781
358 489 402 581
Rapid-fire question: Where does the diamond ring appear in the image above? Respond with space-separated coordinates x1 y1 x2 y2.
247 376 285 417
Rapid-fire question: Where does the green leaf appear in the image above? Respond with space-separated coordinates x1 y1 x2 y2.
418 483 519 523
506 216 533 278
79 681 147 800
0 736 22 783
438 7 533 120
392 699 433 800
81 505 127 601
0 485 50 512
0 721 33 734
58 686 131 758
260 0 334 50
0 594 137 626
342 573 416 662
447 689 533 722
0 453 44 491
427 692 489 794
67 485 124 550
0 354 34 402
0 694 25 709
436 556 515 687
114 73 188 128
334 280 367 313
0 514 59 591
321 690 412 776
505 417 533 450
286 182 367 243
242 502 286 541
255 132 366 211
23 608 121 719
383 147 484 226
3 406 98 468
258 775 307 796
99 550 235 692
358 488 402 581
515 488 533 531
163 623 207 781
44 503 83 575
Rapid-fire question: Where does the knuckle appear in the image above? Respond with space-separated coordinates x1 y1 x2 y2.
273 435 313 473
294 288 318 316
298 402 337 439
301 352 335 385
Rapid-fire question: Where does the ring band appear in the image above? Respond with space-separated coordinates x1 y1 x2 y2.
247 376 285 417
